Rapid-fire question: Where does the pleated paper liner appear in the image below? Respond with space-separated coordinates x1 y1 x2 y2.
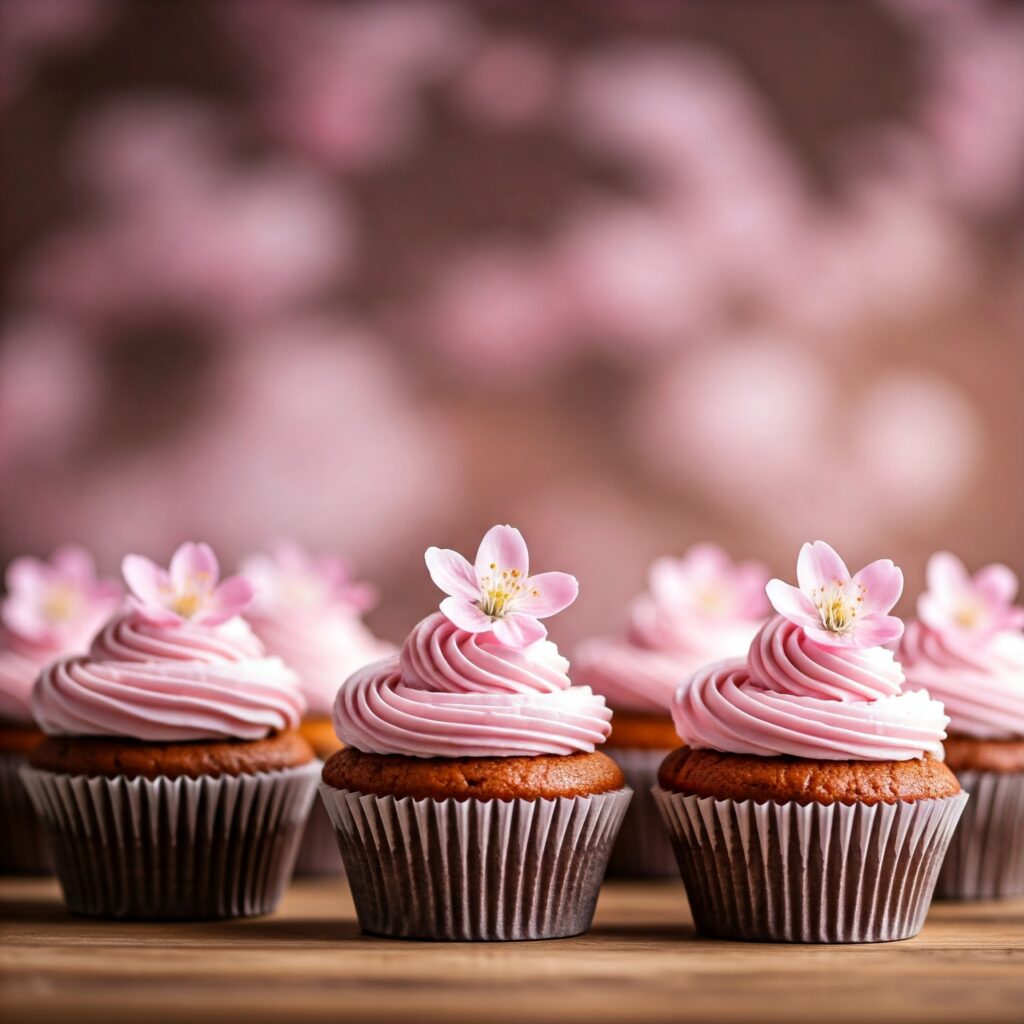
605 747 678 878
0 752 53 874
935 770 1024 900
653 786 968 943
320 784 632 941
294 796 346 876
20 760 320 920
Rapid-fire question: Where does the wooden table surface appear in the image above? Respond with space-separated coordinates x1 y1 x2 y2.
2 875 1022 1024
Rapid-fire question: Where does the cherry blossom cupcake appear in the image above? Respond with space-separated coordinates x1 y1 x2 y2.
900 552 1024 898
655 541 967 943
575 544 768 876
21 542 318 919
0 547 121 873
320 525 631 941
242 542 395 874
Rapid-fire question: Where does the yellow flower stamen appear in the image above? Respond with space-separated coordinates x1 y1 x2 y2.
812 580 864 635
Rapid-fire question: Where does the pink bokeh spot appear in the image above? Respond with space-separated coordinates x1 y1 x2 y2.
122 541 255 628
766 540 904 650
918 551 1024 640
425 525 578 647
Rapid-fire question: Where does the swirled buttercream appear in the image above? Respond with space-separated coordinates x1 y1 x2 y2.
333 612 612 757
32 612 305 741
900 620 1024 739
671 615 949 760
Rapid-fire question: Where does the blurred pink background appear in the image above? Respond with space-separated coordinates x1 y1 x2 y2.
1 0 1022 648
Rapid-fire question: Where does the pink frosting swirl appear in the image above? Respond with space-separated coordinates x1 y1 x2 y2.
0 632 59 725
32 612 305 741
247 609 396 717
333 612 612 757
900 620 1024 739
672 615 949 760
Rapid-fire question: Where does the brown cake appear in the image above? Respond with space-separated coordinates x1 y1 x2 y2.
943 734 1024 774
323 747 624 802
31 729 314 780
0 723 44 756
658 745 961 806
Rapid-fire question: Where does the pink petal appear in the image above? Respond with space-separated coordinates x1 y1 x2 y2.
916 592 949 631
683 542 730 579
515 571 579 617
854 613 904 647
852 559 903 615
424 546 479 600
439 596 493 633
121 554 169 605
474 524 529 580
925 551 969 603
974 563 1019 605
1 597 48 641
339 581 378 613
491 612 546 647
126 596 182 626
170 541 219 590
51 545 96 584
796 540 850 593
648 556 685 604
765 579 820 628
201 573 256 625
5 556 49 601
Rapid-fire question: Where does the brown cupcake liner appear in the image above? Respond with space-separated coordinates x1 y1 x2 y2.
653 786 968 943
320 783 632 940
605 747 678 879
20 760 320 919
0 751 53 874
293 796 346 876
935 770 1024 900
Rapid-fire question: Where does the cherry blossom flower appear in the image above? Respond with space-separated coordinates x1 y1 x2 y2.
242 541 377 614
425 525 578 647
122 542 254 628
2 545 121 648
766 541 904 649
918 552 1024 639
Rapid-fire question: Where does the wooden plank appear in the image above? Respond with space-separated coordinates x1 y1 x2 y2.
2 877 1022 1023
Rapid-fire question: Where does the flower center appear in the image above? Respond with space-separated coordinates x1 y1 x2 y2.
954 597 985 630
696 585 728 616
42 584 82 624
168 573 211 619
478 563 537 619
812 580 863 635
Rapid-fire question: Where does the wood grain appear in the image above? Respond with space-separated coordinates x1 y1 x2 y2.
2 877 1022 1023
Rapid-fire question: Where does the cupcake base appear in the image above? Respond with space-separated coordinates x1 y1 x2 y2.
654 786 968 943
20 761 320 919
293 796 345 876
935 770 1024 899
0 750 52 874
320 784 631 941
605 748 677 878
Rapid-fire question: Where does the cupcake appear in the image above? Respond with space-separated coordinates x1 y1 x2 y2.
241 542 395 874
320 524 631 941
654 540 967 943
900 552 1024 898
0 546 121 873
575 544 768 876
21 542 318 919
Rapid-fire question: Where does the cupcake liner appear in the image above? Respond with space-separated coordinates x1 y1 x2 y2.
19 760 320 919
935 770 1024 900
653 786 968 943
605 747 677 878
0 751 53 874
320 784 632 941
293 796 346 876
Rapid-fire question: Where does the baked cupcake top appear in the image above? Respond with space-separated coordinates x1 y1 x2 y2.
672 541 949 761
334 524 612 758
241 542 395 717
0 546 121 725
900 552 1024 740
575 544 768 713
32 542 305 741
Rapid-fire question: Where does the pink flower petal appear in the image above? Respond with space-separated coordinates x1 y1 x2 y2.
424 546 479 600
50 545 96 584
974 563 1019 605
683 542 731 579
126 596 182 626
916 592 948 632
854 613 904 648
474 524 529 581
515 571 579 617
796 540 850 593
121 554 169 606
491 612 546 647
1 597 48 642
765 578 820 628
439 596 493 633
170 541 219 590
852 559 903 615
201 573 255 625
925 551 969 603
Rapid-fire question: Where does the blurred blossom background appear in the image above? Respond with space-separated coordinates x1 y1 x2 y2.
1 0 1022 647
